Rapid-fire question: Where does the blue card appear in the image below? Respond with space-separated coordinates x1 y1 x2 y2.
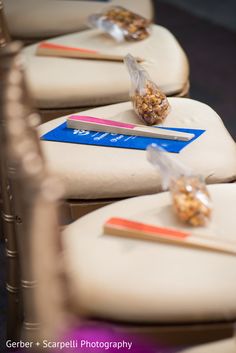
41 122 205 154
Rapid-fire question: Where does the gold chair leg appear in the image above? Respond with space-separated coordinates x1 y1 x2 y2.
4 212 21 340
1 164 21 340
6 282 21 340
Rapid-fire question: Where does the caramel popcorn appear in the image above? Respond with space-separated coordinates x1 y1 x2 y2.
132 82 171 125
105 7 150 41
170 176 212 226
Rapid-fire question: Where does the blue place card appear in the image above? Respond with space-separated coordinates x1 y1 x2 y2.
41 122 205 154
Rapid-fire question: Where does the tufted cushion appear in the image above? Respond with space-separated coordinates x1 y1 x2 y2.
180 338 236 353
22 25 189 108
38 99 236 199
4 0 153 39
62 184 236 323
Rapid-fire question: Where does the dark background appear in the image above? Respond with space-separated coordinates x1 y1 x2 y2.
155 0 236 140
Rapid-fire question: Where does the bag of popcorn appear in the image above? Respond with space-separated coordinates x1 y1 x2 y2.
147 144 212 227
124 54 171 125
88 6 151 42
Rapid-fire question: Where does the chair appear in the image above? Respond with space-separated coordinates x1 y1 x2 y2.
2 44 236 347
22 24 189 120
3 0 154 41
38 99 236 219
14 136 236 345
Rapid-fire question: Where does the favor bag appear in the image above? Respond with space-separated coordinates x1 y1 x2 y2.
147 144 212 226
124 54 171 125
88 6 151 42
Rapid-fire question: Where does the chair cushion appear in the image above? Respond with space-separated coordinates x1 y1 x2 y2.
22 25 189 108
62 184 236 323
180 338 236 353
4 0 153 39
38 99 236 199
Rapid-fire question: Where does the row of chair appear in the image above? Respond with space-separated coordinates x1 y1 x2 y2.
1 40 236 353
0 1 236 352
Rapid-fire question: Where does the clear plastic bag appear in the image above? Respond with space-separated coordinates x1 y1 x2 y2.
88 6 151 42
147 144 212 227
124 54 171 125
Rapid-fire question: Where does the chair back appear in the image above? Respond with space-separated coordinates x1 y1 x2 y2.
2 41 69 342
0 41 22 340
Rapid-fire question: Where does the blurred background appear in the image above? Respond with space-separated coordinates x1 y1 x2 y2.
155 0 236 139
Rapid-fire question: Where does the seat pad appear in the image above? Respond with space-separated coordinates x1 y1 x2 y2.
180 338 236 353
4 0 153 38
38 99 236 199
23 25 189 108
62 184 236 323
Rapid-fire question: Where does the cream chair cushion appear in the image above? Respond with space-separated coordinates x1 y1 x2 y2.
4 0 153 38
180 338 236 353
62 184 236 322
38 99 236 199
22 25 189 108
